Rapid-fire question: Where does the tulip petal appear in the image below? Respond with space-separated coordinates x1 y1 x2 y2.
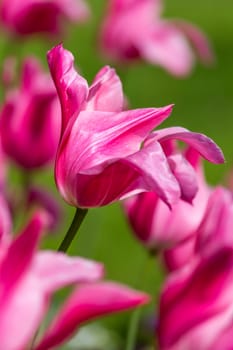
0 211 48 289
173 20 214 64
33 252 104 292
36 282 149 350
47 44 89 133
58 106 173 172
139 21 194 76
58 137 180 207
167 154 198 202
158 247 233 348
152 127 224 164
0 274 46 350
87 65 124 112
195 187 233 255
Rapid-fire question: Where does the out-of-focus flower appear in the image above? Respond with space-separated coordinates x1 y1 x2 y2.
0 210 149 350
124 148 210 253
35 282 149 350
0 57 61 169
27 186 62 231
195 186 233 256
165 186 233 271
47 44 223 208
163 237 196 272
0 0 89 37
157 246 233 349
100 0 214 76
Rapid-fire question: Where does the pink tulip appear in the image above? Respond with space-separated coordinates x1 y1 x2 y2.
35 282 149 349
124 148 211 253
163 237 197 272
0 0 89 36
158 246 233 349
47 44 223 208
0 57 61 169
195 186 233 256
164 186 233 272
0 211 103 349
0 210 149 349
100 0 214 76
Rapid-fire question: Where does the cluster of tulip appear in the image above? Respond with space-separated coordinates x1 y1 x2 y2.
0 0 230 349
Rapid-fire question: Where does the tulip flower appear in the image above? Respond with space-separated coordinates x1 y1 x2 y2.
195 186 233 256
0 210 149 350
165 186 233 271
0 0 89 37
124 148 210 253
100 0 214 76
0 57 61 169
157 246 233 349
47 44 223 209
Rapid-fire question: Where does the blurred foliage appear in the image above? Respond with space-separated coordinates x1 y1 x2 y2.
1 0 233 348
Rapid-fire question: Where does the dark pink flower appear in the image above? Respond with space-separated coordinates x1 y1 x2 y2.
0 57 61 169
0 0 89 36
100 0 214 76
158 246 233 349
47 44 223 208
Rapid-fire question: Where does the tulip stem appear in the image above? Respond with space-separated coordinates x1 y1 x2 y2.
125 307 142 350
58 208 88 252
125 253 151 350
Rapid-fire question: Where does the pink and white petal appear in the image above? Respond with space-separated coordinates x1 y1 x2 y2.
0 275 47 350
212 322 233 350
47 44 89 133
195 187 233 255
173 20 215 64
158 247 233 348
33 252 104 292
87 66 124 112
65 140 180 207
35 282 149 350
139 22 194 76
61 0 90 22
0 211 48 289
167 154 198 203
59 106 173 171
151 127 224 164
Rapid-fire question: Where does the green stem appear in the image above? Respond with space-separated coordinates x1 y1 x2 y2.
125 307 142 350
125 253 151 350
58 207 88 252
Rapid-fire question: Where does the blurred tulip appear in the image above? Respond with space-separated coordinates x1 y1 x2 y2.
100 0 214 76
0 57 61 169
158 246 233 349
0 0 89 37
47 44 223 208
35 282 149 350
0 210 149 350
124 148 211 253
164 185 233 272
195 186 233 256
